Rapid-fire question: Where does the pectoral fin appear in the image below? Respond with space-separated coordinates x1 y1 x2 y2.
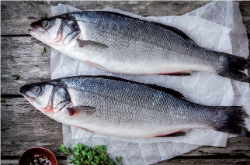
76 39 108 49
75 106 96 115
67 106 96 116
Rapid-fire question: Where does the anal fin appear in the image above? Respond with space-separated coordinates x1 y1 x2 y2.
159 71 192 76
84 60 108 71
155 131 186 137
72 125 95 133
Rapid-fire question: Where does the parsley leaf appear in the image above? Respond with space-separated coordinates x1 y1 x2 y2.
41 16 47 20
12 75 19 80
59 143 122 165
41 47 46 54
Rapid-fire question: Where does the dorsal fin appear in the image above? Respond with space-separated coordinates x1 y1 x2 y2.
148 84 186 100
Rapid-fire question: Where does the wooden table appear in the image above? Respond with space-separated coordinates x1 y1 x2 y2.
1 1 250 164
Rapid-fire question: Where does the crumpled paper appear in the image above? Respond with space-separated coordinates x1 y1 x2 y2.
50 1 250 164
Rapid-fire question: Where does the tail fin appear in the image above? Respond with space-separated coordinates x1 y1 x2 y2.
215 106 250 137
216 52 250 83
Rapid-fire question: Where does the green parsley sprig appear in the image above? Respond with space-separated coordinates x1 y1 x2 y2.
41 47 46 54
59 143 121 165
12 75 19 80
41 16 47 20
1 99 6 103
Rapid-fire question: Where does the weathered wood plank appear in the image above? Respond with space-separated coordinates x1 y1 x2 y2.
1 36 51 95
1 1 211 35
1 159 68 165
1 97 64 157
2 158 250 165
156 158 250 165
183 136 250 157
2 98 250 158
1 1 250 164
2 1 250 36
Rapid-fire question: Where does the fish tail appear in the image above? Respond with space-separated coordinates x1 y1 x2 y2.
217 52 250 82
214 106 250 137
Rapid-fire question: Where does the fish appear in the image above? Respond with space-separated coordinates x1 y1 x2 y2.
20 76 250 138
29 11 250 83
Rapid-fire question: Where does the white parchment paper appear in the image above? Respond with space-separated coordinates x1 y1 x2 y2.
50 1 250 164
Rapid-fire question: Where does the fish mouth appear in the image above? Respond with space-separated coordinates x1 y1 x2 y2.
28 21 45 34
20 86 35 102
28 23 35 33
20 93 35 102
28 29 33 33
28 27 43 36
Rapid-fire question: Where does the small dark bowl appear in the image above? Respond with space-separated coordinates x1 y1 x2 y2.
18 147 58 165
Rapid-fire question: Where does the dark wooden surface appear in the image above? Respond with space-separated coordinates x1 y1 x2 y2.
1 1 250 164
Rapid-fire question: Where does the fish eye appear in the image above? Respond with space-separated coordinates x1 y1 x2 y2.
42 20 50 28
32 86 42 94
67 20 78 30
72 24 78 30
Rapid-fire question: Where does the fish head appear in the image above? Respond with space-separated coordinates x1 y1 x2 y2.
29 15 80 50
20 82 71 117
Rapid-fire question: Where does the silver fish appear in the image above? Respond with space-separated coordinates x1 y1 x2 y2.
20 76 250 138
29 11 250 82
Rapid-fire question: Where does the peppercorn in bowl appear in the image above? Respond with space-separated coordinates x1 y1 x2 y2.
18 147 57 165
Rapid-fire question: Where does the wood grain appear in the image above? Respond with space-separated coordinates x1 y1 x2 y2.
183 136 250 157
1 36 51 95
156 158 250 165
1 1 210 35
1 159 68 165
1 1 250 164
1 97 64 156
2 158 250 165
1 1 250 36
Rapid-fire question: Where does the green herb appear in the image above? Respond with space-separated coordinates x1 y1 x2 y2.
59 143 122 165
12 141 15 144
1 100 6 103
41 47 46 54
12 75 19 80
116 157 121 164
41 16 47 20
